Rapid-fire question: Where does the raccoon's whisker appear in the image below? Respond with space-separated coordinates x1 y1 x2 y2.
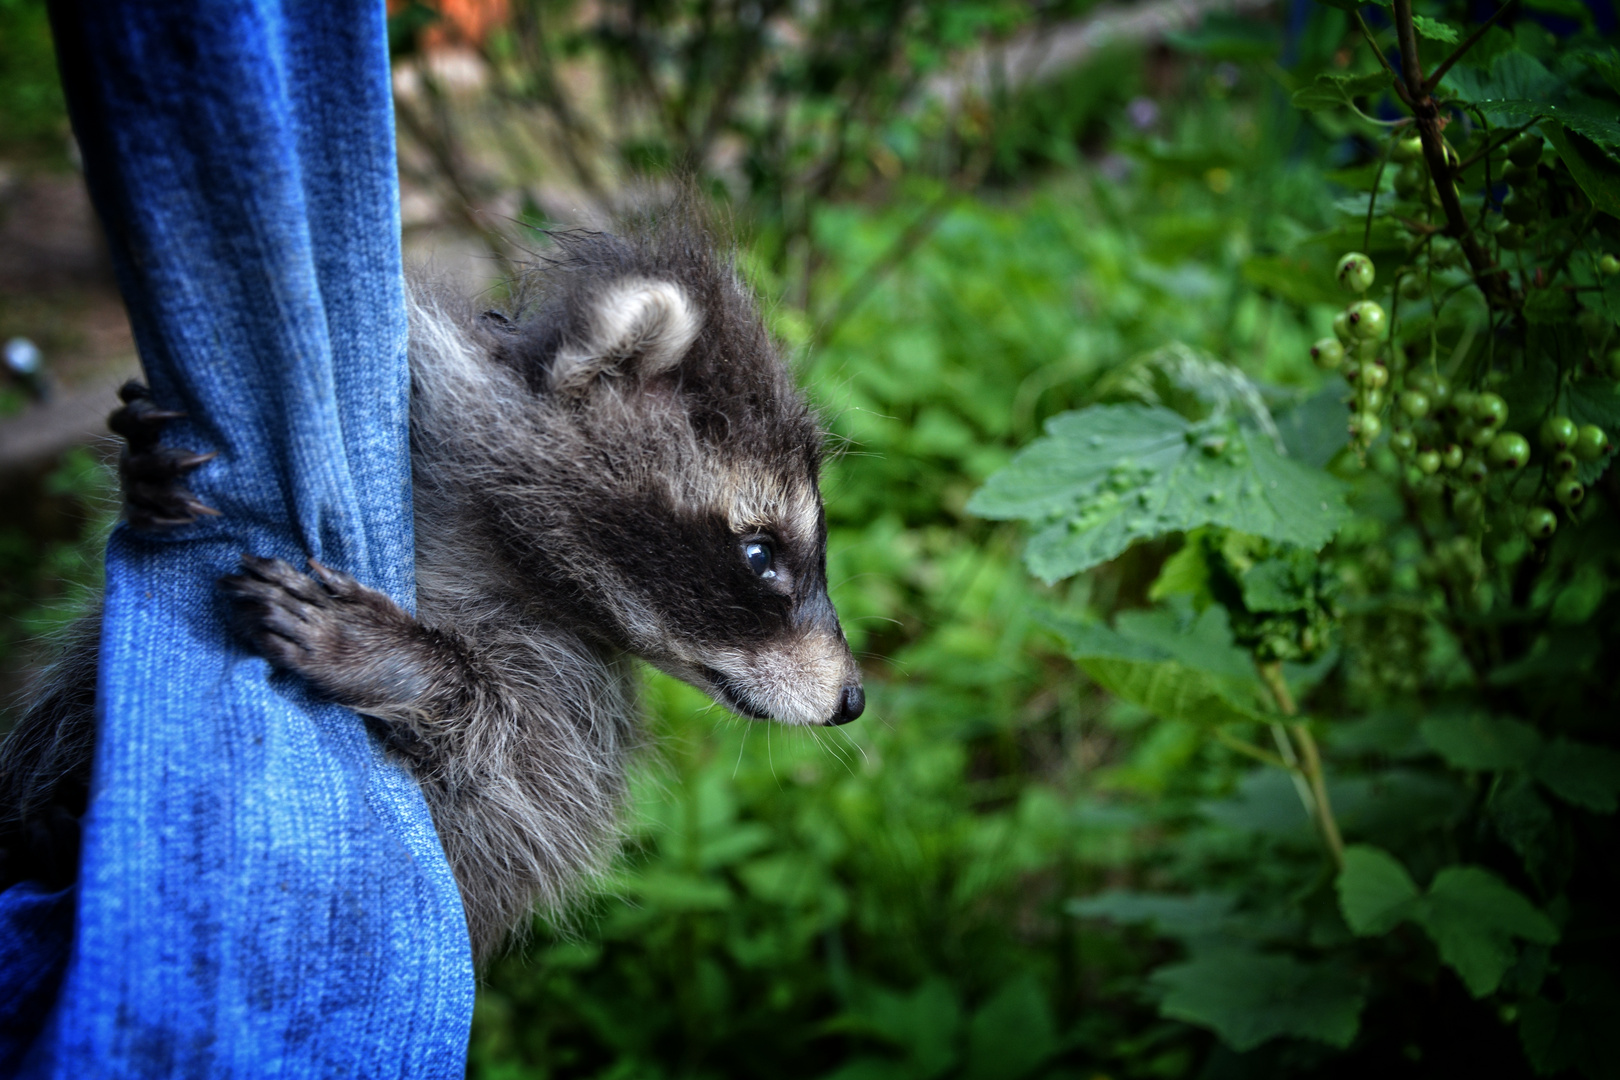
766 722 782 790
733 722 751 780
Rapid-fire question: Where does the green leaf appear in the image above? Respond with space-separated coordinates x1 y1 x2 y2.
1291 70 1395 113
1533 738 1620 813
1337 844 1421 936
1419 713 1543 771
1416 867 1560 997
1067 890 1236 937
968 405 1350 582
1241 253 1343 306
1545 122 1620 219
1041 614 1266 727
1523 288 1576 326
1484 104 1620 150
1151 949 1364 1051
1411 15 1459 43
961 976 1058 1080
1149 541 1212 604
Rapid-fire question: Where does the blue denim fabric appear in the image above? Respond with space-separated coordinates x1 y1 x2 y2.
0 2 475 1074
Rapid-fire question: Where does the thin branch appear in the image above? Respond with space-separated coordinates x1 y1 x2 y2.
1292 723 1346 869
1392 0 1510 306
1426 0 1520 94
1355 11 1414 107
1257 661 1345 871
1213 728 1297 772
1456 118 1536 173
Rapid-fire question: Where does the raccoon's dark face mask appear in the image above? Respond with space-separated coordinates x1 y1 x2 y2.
508 273 864 727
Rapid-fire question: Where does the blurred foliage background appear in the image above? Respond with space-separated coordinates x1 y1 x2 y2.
4 0 1620 1077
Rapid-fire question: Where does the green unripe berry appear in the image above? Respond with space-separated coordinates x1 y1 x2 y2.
1524 506 1558 540
1442 443 1465 470
1400 390 1431 418
1453 488 1483 523
1392 134 1424 162
1343 360 1362 384
1601 254 1620 277
1416 449 1442 474
1391 430 1417 455
1507 133 1543 168
1575 424 1609 460
1337 252 1376 294
1540 415 1578 452
1503 160 1539 186
1461 455 1490 483
1579 308 1610 343
1472 393 1508 428
1362 363 1389 390
1364 387 1386 412
1347 301 1387 341
1356 339 1381 363
1502 190 1537 225
1311 338 1345 370
1333 309 1355 345
1462 422 1496 448
1555 477 1586 507
1487 431 1531 470
1400 273 1427 300
1430 237 1463 269
1451 390 1478 417
1350 412 1382 441
1395 162 1426 199
1553 451 1579 474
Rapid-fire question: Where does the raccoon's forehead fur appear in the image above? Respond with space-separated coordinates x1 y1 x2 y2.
408 214 843 709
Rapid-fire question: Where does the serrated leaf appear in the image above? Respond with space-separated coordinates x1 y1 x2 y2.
1291 70 1395 112
1151 950 1364 1051
1416 867 1560 998
1533 738 1620 813
1411 15 1459 43
1419 713 1543 771
1337 844 1421 936
1441 50 1559 107
969 405 1349 582
1545 122 1620 219
1041 614 1265 727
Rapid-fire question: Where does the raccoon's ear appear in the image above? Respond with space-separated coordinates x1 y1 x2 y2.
550 278 701 395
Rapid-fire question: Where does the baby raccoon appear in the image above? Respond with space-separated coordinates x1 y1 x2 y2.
0 214 863 958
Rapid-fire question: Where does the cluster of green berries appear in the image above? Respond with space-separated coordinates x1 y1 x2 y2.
1391 386 1608 540
1309 240 1614 542
1310 252 1388 447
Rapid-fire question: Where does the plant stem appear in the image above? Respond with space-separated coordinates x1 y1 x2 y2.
1354 12 1413 107
1426 0 1520 95
1390 0 1510 306
1257 661 1345 870
1214 728 1296 772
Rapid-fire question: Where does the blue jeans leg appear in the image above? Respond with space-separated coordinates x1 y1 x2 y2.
0 2 475 1075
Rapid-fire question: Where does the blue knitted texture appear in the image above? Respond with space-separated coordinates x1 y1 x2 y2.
0 2 476 1074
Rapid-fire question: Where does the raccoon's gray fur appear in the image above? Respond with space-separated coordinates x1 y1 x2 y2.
0 214 863 959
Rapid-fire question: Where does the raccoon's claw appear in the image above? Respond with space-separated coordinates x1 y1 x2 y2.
109 380 219 530
221 554 430 723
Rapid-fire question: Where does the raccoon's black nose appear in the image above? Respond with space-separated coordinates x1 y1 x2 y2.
829 685 865 725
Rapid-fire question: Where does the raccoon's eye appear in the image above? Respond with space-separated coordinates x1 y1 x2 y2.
743 539 776 580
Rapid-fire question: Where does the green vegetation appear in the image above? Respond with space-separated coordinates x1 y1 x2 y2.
4 0 1620 1076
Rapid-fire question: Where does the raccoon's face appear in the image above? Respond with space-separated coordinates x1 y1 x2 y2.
499 261 863 728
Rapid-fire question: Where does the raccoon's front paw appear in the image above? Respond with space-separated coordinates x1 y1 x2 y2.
108 380 218 530
221 555 434 719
